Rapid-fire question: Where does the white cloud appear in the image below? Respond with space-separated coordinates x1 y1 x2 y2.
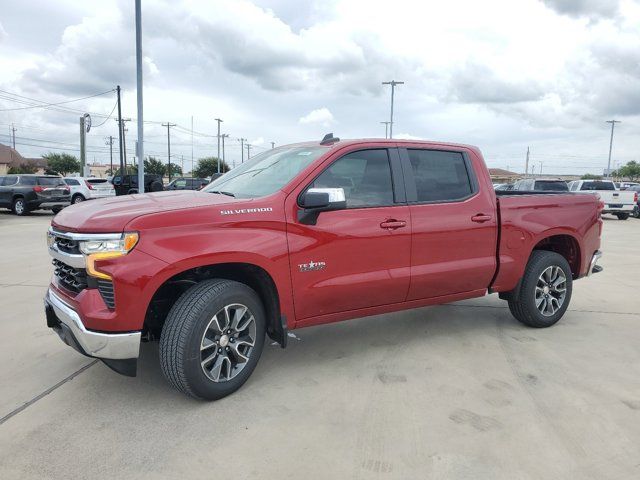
299 108 334 127
1 0 640 175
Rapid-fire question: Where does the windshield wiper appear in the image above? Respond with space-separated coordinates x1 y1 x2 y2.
209 190 235 197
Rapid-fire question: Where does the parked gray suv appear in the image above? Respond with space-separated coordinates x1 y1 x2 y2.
0 174 71 215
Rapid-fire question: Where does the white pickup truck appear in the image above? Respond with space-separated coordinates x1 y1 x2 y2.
568 180 637 220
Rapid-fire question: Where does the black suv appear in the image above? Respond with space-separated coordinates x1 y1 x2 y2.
166 177 209 190
0 174 71 216
111 174 164 195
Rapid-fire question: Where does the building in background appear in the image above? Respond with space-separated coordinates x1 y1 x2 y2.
0 143 47 174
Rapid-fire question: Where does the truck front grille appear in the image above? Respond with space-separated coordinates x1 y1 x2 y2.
52 235 81 255
52 259 88 293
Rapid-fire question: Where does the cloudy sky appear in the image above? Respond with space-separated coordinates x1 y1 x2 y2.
1 0 639 174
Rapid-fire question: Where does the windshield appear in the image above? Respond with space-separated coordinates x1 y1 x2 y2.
203 146 327 198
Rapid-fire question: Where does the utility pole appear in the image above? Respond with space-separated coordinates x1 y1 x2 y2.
246 143 251 160
191 116 194 175
606 120 621 178
380 121 390 139
382 80 404 139
525 146 530 178
221 133 229 168
116 85 124 175
120 119 131 173
10 123 16 149
215 118 223 173
79 116 86 174
135 0 145 192
539 161 543 176
271 141 275 149
239 138 246 163
105 136 114 174
162 122 176 181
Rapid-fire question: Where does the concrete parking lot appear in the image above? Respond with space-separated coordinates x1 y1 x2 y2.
0 210 639 479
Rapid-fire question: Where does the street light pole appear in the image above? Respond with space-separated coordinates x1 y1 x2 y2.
221 133 229 168
380 121 390 139
382 80 404 139
239 138 245 163
135 0 145 192
606 120 621 178
162 122 176 181
215 118 223 173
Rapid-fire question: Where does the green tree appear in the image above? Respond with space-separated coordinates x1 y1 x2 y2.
615 161 640 181
7 163 38 174
44 152 80 176
581 173 602 180
144 156 166 176
193 157 230 178
166 163 183 177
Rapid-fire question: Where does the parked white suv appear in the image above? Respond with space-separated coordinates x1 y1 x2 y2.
64 177 116 204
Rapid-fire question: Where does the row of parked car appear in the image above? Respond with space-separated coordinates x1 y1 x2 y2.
0 173 219 216
494 178 640 219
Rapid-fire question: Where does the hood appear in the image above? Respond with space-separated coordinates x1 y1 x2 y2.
52 190 243 233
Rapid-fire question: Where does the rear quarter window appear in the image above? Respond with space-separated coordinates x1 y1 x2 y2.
38 177 65 186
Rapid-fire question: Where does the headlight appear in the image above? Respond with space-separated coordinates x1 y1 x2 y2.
81 232 139 280
79 232 139 255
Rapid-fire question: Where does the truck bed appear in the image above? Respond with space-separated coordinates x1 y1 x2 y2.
490 192 602 293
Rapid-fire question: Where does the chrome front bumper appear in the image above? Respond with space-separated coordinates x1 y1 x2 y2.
587 250 603 276
45 288 140 360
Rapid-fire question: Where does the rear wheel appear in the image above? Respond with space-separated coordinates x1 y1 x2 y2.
508 251 573 328
616 212 629 220
72 194 85 204
159 279 266 400
12 197 28 216
633 206 639 219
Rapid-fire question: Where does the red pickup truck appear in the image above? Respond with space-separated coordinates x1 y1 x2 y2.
45 136 603 400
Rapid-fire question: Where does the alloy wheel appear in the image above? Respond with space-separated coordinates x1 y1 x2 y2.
535 266 567 316
14 200 24 215
200 303 257 382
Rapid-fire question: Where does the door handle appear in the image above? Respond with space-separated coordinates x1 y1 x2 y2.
380 220 407 230
471 214 492 223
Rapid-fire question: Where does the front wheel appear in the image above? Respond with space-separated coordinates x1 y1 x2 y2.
508 251 573 328
616 213 629 220
159 279 266 400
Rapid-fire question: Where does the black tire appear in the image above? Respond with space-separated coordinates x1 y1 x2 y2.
633 206 640 219
72 194 85 204
12 197 28 216
159 279 266 400
616 213 629 220
150 181 163 192
51 207 62 214
127 189 138 195
507 251 573 328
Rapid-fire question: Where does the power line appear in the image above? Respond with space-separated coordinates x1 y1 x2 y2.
0 88 115 112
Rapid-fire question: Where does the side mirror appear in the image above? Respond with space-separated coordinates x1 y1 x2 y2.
298 188 346 225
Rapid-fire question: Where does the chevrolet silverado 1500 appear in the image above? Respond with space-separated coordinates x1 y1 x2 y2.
45 136 603 400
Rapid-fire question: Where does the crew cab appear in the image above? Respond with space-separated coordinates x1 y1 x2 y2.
568 180 636 220
44 137 603 400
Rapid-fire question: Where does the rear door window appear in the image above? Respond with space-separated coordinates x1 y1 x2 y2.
407 149 473 202
20 176 36 186
65 179 80 186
